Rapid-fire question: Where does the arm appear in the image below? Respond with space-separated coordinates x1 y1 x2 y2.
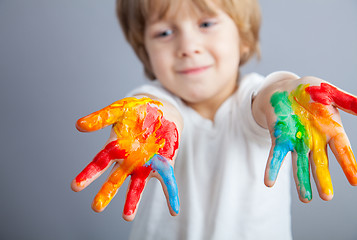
252 75 357 202
71 95 183 221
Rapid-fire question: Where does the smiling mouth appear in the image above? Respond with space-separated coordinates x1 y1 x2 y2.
177 65 211 75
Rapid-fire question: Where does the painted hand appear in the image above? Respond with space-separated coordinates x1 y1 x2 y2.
265 79 357 202
71 97 180 221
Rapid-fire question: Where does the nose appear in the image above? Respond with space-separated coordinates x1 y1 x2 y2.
176 31 202 58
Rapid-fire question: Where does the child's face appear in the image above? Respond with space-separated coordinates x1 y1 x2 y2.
144 1 244 111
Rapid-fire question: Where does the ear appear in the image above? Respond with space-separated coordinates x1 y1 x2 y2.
240 42 250 58
239 42 250 65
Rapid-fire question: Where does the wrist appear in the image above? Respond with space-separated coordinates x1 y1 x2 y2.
252 71 300 129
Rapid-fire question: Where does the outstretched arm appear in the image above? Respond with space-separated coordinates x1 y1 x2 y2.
253 75 357 202
71 95 183 221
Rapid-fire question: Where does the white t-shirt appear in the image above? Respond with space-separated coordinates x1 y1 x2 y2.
127 72 298 240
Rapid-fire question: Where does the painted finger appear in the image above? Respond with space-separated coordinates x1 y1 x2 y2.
76 100 126 132
309 129 333 200
306 82 357 115
329 133 357 185
76 99 134 132
92 160 132 212
147 154 179 215
267 90 306 185
71 140 125 192
123 165 152 221
291 151 312 202
265 142 290 187
76 97 160 132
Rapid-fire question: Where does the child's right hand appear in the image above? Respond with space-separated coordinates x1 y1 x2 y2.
71 97 182 221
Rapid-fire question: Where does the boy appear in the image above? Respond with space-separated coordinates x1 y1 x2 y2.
71 0 357 239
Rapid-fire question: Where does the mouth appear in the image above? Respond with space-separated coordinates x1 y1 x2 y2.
177 65 211 75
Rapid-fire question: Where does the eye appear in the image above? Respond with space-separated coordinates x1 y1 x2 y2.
199 20 215 28
156 29 173 38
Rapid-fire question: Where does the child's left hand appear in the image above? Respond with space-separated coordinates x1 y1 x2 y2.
255 76 357 202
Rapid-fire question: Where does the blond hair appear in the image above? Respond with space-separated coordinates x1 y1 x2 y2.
116 0 261 80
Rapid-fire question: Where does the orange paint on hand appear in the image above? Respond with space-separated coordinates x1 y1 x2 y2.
74 97 179 213
307 84 357 185
272 84 350 198
330 134 357 186
285 85 334 197
76 97 162 132
294 84 357 195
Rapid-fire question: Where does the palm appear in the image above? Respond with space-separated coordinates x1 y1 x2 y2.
71 97 180 220
266 81 357 202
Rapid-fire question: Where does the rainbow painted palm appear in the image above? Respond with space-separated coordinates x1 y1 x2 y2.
73 97 179 215
269 83 357 201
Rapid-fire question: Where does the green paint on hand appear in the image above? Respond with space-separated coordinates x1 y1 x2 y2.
270 88 312 201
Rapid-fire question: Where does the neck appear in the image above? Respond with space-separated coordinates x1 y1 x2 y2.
185 84 238 121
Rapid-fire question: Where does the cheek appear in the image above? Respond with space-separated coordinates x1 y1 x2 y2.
145 41 169 77
214 34 241 68
149 52 172 78
216 45 240 73
228 37 241 65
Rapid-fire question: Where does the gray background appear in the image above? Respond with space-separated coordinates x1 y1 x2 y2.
1 0 356 239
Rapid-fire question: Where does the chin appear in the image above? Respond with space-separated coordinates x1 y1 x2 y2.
181 93 212 105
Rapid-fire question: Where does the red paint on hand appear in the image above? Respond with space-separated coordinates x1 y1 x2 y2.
75 140 126 186
73 97 180 214
124 166 152 216
306 83 357 114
